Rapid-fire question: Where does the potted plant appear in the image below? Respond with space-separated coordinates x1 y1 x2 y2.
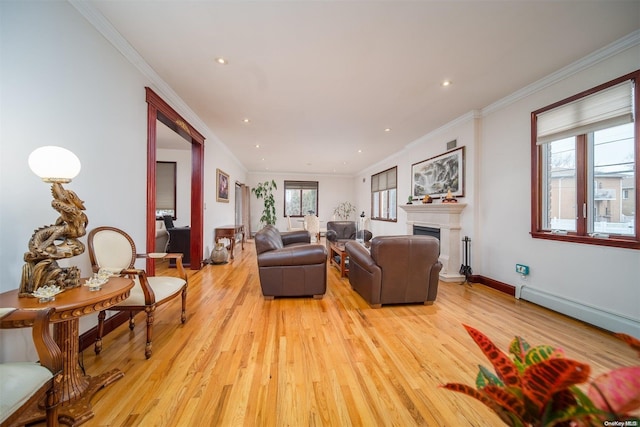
333 201 356 220
442 324 640 426
252 180 277 227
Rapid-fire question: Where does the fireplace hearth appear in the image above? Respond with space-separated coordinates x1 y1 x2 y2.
400 203 467 282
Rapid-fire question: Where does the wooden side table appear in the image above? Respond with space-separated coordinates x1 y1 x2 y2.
0 277 134 426
214 224 245 260
329 242 349 278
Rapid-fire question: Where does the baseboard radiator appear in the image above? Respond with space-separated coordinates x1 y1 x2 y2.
520 286 639 337
472 274 639 336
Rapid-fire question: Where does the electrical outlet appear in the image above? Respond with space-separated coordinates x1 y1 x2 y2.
515 264 529 276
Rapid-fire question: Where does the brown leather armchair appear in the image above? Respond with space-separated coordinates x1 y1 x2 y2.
345 235 442 308
325 221 372 248
255 225 328 299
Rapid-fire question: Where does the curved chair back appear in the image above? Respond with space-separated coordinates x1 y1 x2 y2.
287 215 304 231
87 226 187 359
88 227 137 271
304 215 321 242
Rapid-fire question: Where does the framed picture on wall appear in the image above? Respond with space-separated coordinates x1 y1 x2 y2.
216 168 230 203
411 146 465 199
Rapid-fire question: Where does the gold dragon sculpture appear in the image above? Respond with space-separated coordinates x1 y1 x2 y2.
19 182 88 296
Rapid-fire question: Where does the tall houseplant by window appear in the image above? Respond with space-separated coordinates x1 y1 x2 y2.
252 180 277 227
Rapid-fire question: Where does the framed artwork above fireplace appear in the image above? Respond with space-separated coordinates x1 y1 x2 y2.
411 146 465 199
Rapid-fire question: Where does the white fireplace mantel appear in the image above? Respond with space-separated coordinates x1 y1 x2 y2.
400 203 467 282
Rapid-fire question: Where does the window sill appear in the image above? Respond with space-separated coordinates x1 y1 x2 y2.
531 231 639 250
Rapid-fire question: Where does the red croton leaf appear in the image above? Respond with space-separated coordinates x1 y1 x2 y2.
441 383 519 426
522 358 590 412
588 366 640 414
463 324 521 389
482 385 525 417
614 333 640 356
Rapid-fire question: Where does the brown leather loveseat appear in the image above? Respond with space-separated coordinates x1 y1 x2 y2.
325 221 372 248
255 225 328 299
345 235 442 308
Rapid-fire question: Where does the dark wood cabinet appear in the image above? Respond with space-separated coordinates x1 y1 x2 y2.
167 227 191 267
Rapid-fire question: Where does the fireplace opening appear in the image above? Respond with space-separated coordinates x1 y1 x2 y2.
413 225 440 241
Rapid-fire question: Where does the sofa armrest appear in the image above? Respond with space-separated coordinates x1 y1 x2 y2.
281 230 311 246
345 241 377 273
325 230 338 242
258 245 327 267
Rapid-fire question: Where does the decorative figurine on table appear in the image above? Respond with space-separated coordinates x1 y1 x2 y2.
19 146 87 297
407 196 413 205
422 194 433 204
442 189 458 203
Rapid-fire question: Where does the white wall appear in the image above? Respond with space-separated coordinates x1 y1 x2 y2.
477 44 640 336
247 172 354 234
352 40 639 336
0 1 244 360
355 113 478 265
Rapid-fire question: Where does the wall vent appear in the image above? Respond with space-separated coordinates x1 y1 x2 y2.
446 139 457 150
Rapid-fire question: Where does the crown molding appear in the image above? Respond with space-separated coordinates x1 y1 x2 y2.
482 30 640 116
67 0 247 173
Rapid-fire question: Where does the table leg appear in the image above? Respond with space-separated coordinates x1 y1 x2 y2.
340 252 348 277
229 236 236 260
54 319 124 426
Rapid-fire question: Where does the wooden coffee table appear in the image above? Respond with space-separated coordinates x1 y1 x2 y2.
329 242 349 277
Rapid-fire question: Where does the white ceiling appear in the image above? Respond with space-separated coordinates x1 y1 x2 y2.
87 0 640 175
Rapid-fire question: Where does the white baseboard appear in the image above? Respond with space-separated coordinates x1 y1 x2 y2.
520 287 640 337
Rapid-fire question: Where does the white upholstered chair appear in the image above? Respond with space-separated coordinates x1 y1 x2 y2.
87 226 187 359
287 215 304 232
0 307 62 427
304 215 321 243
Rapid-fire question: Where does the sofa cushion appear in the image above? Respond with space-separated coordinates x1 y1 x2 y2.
0 362 53 424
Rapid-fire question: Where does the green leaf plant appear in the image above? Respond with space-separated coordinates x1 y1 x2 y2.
441 324 640 427
252 180 277 227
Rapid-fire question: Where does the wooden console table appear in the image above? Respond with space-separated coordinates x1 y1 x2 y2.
0 277 134 426
214 224 245 260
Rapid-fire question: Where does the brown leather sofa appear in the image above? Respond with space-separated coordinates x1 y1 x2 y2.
325 221 372 248
345 235 442 308
255 225 328 299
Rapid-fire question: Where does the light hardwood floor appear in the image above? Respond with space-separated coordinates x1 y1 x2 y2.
75 239 636 426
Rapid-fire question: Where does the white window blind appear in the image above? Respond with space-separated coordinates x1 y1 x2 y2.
536 80 634 145
156 162 176 210
371 168 396 191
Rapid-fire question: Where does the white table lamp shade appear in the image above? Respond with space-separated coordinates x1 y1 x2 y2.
28 146 81 183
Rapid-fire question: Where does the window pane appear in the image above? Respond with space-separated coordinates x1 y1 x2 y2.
381 190 389 218
302 189 317 215
373 191 380 218
285 189 301 216
543 137 577 231
591 123 635 236
389 188 397 220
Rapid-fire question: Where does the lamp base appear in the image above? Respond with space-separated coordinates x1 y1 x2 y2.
19 259 81 297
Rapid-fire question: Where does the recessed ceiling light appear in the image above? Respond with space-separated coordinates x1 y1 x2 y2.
358 149 362 153
255 144 260 148
243 118 250 123
215 57 228 65
442 80 452 87
384 128 392 132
